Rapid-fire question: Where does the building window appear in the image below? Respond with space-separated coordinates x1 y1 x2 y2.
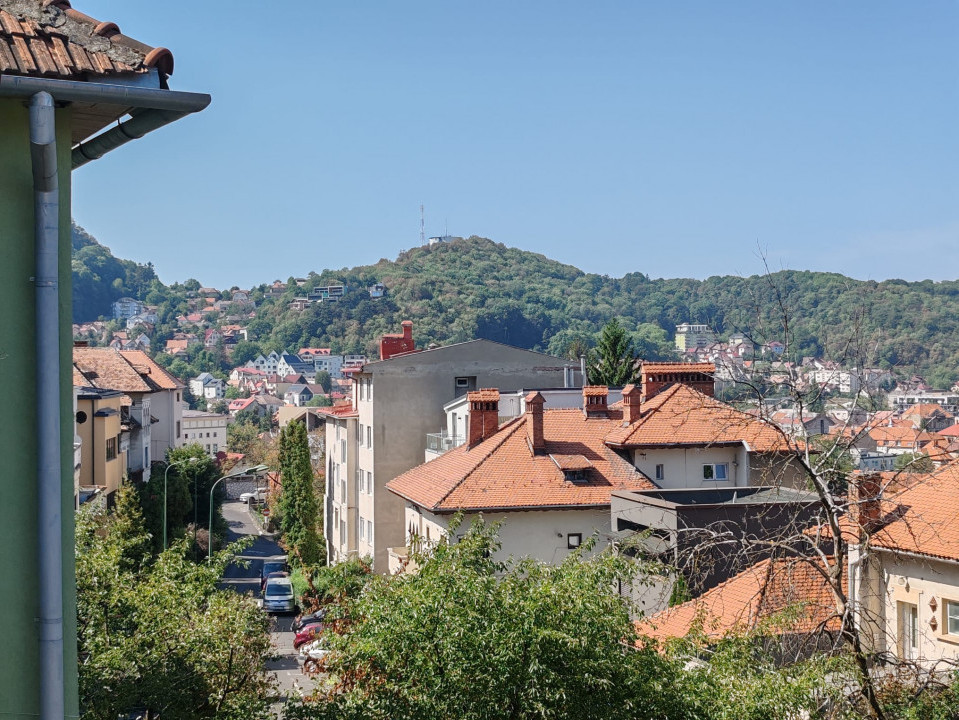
703 463 728 481
359 517 366 540
947 601 959 635
367 426 372 448
358 424 364 446
655 464 664 481
567 533 582 549
212 444 218 454
176 420 181 438
899 602 918 660
367 471 373 494
106 437 117 461
367 519 374 544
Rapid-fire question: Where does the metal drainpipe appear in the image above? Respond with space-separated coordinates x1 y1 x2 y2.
30 91 64 720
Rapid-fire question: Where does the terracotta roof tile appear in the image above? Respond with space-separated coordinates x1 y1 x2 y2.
865 462 959 563
637 557 840 642
604 383 789 451
387 408 654 512
73 347 184 393
641 362 716 376
0 1 171 81
118 350 184 390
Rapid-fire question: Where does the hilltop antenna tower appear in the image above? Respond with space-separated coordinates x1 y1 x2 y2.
420 205 425 245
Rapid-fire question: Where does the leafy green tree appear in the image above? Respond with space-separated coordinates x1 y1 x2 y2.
893 452 934 474
287 518 676 720
589 318 637 386
306 395 333 407
231 340 263 366
228 419 261 455
315 370 332 393
76 492 274 719
278 421 324 566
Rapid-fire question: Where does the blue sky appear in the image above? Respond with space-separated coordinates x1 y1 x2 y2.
71 1 958 288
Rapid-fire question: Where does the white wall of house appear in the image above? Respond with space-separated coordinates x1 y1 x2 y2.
402 504 613 567
178 412 229 457
631 446 748 488
150 388 183 468
856 549 959 666
326 416 359 564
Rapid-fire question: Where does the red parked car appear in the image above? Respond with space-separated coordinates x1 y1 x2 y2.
293 622 325 650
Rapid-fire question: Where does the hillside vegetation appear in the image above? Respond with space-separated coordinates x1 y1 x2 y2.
73 234 959 387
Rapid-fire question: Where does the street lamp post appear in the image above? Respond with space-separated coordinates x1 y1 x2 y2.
208 464 268 562
163 456 198 551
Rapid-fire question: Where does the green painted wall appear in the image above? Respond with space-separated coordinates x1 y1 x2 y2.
0 98 79 719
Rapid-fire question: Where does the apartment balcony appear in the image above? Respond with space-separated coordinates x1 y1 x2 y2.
387 546 419 575
425 432 465 462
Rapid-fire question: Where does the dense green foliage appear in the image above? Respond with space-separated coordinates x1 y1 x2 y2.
74 233 959 386
76 487 274 719
71 223 158 322
590 318 638 385
278 421 324 566
289 519 676 720
288 520 959 720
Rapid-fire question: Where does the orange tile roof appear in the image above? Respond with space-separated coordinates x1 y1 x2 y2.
119 350 184 390
0 1 173 81
866 462 959 562
938 424 959 437
637 557 840 643
902 403 953 419
74 346 151 392
387 408 654 512
604 383 790 451
315 403 358 419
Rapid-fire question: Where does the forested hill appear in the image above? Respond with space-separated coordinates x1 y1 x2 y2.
74 234 959 387
72 223 157 322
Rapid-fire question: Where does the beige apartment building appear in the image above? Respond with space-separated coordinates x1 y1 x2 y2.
75 387 126 505
178 410 229 457
322 327 580 570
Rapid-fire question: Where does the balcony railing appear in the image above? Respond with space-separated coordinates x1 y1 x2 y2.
426 432 465 455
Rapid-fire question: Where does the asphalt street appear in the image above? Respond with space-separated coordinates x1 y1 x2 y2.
220 499 315 702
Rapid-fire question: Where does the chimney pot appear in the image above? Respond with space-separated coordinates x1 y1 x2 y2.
852 472 882 534
467 389 500 448
525 391 546 454
582 385 609 418
622 383 641 424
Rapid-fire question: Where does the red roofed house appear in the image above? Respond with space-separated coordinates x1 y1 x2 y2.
637 556 840 644
387 363 808 577
322 322 583 569
74 347 186 484
852 464 959 666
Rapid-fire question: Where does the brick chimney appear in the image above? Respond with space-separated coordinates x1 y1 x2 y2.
582 385 608 418
525 391 546 454
467 389 500 448
379 320 416 360
640 362 716 401
621 383 642 424
851 472 883 534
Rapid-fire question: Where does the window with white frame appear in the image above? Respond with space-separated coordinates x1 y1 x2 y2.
947 600 959 635
359 516 366 540
367 519 374 544
703 463 729 481
367 471 373 494
367 425 372 448
358 424 364 446
655 464 664 481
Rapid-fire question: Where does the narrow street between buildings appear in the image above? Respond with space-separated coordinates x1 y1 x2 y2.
220 499 314 703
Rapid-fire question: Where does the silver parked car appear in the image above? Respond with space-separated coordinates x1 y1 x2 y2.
263 577 295 614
